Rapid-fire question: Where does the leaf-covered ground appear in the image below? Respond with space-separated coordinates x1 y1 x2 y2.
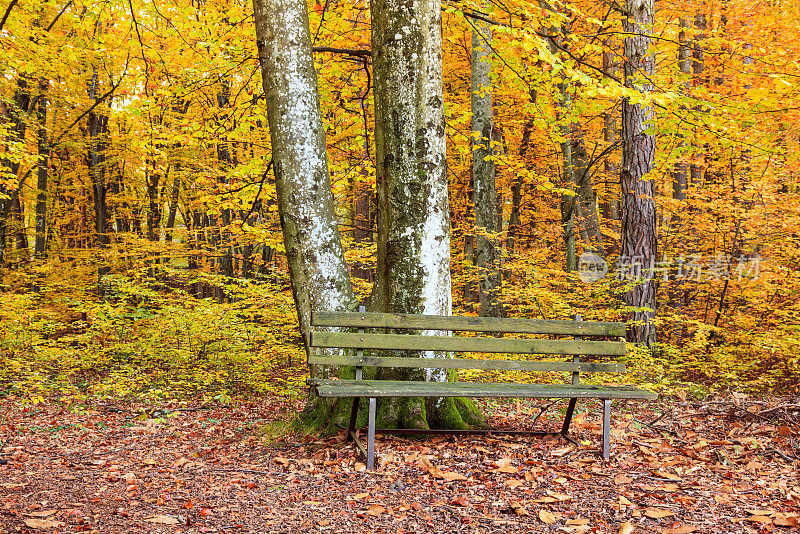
1 396 798 534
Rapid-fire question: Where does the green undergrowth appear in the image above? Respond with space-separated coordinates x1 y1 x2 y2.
0 264 308 402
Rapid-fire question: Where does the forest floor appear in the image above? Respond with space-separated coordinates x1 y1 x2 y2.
0 394 798 534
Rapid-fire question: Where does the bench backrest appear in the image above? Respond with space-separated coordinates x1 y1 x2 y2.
309 311 627 374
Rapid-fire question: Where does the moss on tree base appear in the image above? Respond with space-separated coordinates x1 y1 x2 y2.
300 392 488 435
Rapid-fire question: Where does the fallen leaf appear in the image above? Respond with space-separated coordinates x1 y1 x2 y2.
367 504 385 516
745 515 772 524
545 490 571 502
511 503 529 516
28 510 57 518
505 479 523 489
352 492 369 500
524 471 537 482
618 495 633 506
551 446 575 458
493 458 518 474
451 496 469 507
618 521 635 534
644 508 674 519
354 462 366 472
567 517 590 525
23 519 64 529
745 509 775 516
774 514 800 527
441 471 468 481
173 457 190 468
539 509 557 524
663 525 699 534
142 458 157 466
652 470 682 481
146 515 180 524
614 474 633 485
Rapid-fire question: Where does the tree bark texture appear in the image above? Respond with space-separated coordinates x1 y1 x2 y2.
601 43 620 224
34 86 48 257
672 18 691 204
0 78 30 264
471 19 503 317
87 70 110 247
371 0 484 430
253 0 357 348
621 0 657 345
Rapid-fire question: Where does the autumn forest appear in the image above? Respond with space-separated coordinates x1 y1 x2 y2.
2 0 800 532
1 0 799 403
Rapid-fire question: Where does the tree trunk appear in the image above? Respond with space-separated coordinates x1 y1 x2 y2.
164 169 180 243
601 43 620 225
690 12 706 187
216 79 235 282
508 86 537 255
0 77 31 264
621 0 657 345
672 18 691 205
87 69 110 247
253 0 357 343
372 0 485 430
34 83 48 257
145 168 161 241
471 18 503 317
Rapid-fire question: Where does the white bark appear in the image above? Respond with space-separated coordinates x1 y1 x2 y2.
253 0 356 354
372 0 451 381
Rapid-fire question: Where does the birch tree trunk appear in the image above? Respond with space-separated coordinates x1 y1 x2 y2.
372 0 485 430
253 0 357 346
471 17 503 318
621 0 657 345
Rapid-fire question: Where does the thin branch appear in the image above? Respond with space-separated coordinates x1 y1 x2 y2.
445 4 511 28
312 46 371 58
239 157 273 230
0 0 18 32
46 0 73 32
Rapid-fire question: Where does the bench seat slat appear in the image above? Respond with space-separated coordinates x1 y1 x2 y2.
310 332 626 356
312 312 626 337
313 379 657 400
308 355 625 373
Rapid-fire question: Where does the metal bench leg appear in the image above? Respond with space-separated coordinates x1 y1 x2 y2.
602 399 611 461
367 397 376 470
561 398 577 435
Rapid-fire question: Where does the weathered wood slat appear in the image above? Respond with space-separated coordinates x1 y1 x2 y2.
312 312 626 337
310 332 626 356
308 354 626 373
313 380 657 400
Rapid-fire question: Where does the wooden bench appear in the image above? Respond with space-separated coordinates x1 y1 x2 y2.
308 308 656 469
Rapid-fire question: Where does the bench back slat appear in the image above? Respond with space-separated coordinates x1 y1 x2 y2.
308 354 625 373
310 332 626 356
312 312 625 337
